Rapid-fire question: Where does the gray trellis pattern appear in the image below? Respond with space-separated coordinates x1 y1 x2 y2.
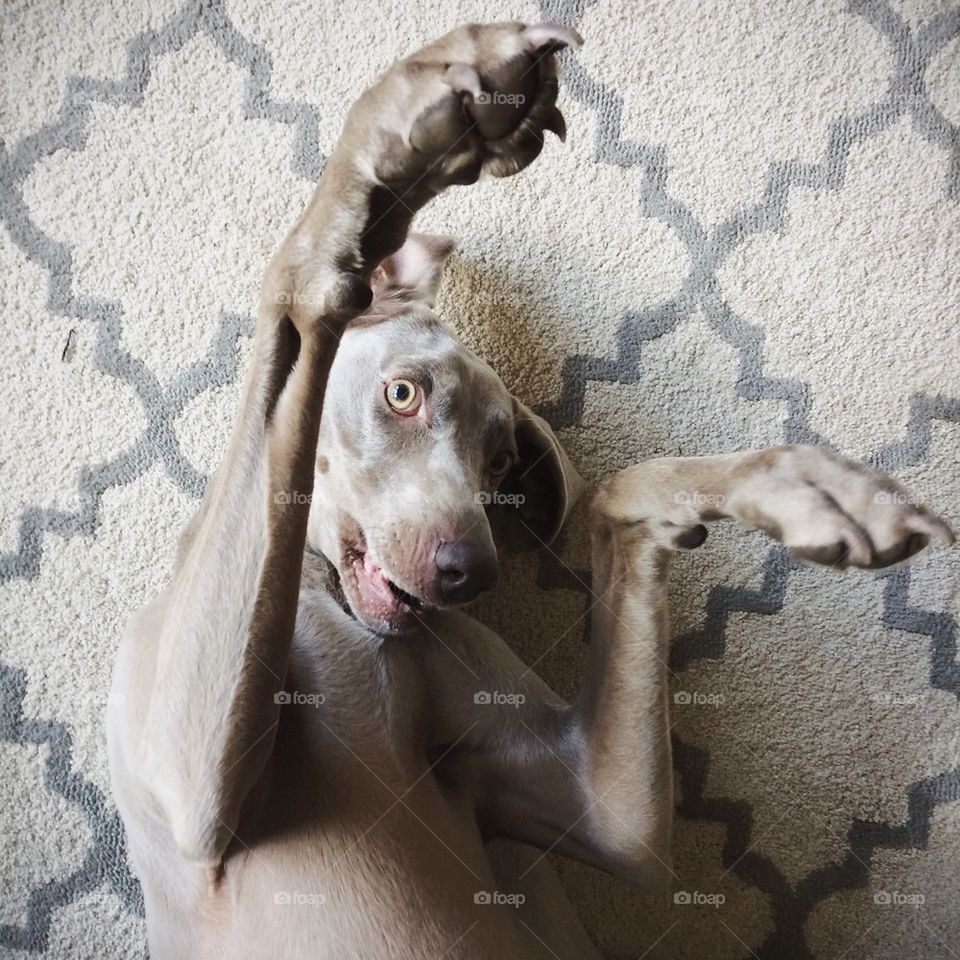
1 1 957 957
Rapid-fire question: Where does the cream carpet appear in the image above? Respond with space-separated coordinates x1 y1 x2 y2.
2 0 959 957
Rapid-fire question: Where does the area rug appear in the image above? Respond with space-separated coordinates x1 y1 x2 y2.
1 0 958 957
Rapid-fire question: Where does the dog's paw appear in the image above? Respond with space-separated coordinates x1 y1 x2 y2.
352 22 582 186
727 446 955 570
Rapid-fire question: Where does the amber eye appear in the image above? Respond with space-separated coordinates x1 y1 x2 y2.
489 450 513 477
385 378 419 413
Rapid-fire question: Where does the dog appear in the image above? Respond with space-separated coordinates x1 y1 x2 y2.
107 21 954 959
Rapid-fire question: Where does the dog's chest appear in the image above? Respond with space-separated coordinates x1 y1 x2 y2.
284 589 437 781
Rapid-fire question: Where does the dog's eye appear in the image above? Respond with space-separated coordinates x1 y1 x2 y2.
385 378 419 413
489 451 513 476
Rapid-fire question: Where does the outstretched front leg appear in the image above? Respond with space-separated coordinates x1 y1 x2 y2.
108 21 583 874
452 446 953 887
577 445 954 878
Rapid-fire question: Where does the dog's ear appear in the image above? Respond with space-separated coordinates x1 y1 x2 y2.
492 398 585 550
370 233 456 308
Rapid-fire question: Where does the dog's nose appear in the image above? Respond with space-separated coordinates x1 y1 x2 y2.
435 539 498 604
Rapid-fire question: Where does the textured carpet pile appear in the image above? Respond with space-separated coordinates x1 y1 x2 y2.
1 1 958 957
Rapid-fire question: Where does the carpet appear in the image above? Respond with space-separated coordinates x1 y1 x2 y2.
1 0 958 957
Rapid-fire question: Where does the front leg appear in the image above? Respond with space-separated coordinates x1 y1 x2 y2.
112 22 582 869
465 446 952 887
261 20 582 329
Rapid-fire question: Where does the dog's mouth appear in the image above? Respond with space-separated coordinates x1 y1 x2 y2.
340 532 430 634
385 579 424 612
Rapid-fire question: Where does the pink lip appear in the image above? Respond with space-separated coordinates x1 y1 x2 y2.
343 542 426 632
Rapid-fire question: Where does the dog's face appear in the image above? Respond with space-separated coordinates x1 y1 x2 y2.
306 235 580 635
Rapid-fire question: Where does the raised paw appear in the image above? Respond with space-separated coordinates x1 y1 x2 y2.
727 446 955 570
264 23 581 331
349 21 582 187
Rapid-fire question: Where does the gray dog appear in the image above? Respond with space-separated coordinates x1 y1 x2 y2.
107 21 954 959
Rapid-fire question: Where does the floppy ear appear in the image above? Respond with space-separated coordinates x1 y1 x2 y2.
493 398 585 550
369 233 456 309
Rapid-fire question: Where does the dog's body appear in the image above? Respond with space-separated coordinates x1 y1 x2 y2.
107 22 954 960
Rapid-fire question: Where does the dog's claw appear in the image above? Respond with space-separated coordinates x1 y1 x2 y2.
542 106 567 141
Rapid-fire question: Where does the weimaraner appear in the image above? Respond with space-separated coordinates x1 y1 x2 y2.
107 21 955 959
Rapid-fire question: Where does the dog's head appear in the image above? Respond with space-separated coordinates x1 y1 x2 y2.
307 234 582 635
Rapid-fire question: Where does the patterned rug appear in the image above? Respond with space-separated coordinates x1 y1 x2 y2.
2 0 958 957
